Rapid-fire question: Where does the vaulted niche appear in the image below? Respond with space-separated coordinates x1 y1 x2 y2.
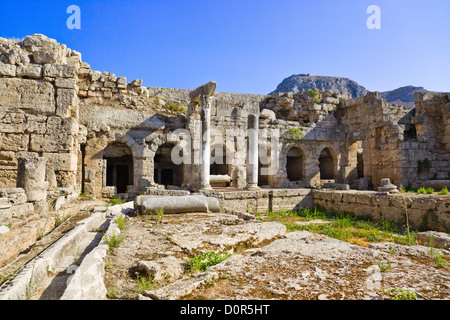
319 147 336 180
103 143 133 194
154 143 183 187
286 147 305 181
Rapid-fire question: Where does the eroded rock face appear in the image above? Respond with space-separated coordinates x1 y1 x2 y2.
181 231 450 300
157 213 287 253
104 211 450 301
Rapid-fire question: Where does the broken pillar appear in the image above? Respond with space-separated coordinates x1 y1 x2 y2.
16 157 49 216
16 157 48 202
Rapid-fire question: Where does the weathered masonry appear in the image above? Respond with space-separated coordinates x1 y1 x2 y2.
1 34 450 198
0 34 450 268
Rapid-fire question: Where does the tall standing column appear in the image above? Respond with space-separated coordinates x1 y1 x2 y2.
247 114 260 190
188 81 216 190
200 107 212 190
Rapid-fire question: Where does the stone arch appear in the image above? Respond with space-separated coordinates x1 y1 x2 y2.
319 147 337 179
146 132 187 187
286 146 305 181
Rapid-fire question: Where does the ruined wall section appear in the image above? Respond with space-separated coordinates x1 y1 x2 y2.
338 92 408 188
406 92 450 185
0 35 81 190
260 90 345 188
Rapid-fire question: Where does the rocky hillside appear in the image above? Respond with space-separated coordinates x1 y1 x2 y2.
380 85 428 108
270 74 368 98
271 74 429 107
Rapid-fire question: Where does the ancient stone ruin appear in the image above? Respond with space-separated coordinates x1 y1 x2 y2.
0 34 449 300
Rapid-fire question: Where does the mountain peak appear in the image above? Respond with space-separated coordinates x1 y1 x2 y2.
269 74 368 98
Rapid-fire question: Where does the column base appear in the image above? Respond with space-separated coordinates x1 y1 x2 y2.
199 184 213 191
246 184 260 191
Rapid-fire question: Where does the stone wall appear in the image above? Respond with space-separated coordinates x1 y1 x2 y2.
312 189 450 233
1 33 449 197
199 188 313 214
0 35 80 190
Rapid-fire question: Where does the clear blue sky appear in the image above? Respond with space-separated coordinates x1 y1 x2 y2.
1 0 449 94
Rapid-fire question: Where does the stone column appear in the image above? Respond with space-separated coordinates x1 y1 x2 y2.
16 157 48 202
247 114 260 190
188 81 217 191
200 107 212 190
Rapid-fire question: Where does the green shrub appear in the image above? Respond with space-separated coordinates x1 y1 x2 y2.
383 287 417 300
103 233 125 249
417 187 434 194
187 250 231 273
109 197 125 206
288 127 303 141
115 214 126 230
438 187 449 195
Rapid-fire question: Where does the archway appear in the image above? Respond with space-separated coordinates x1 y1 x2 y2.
319 148 336 179
286 147 305 181
154 143 183 187
103 143 133 194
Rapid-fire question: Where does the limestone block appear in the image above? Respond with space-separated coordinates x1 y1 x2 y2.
355 193 372 205
420 180 450 190
379 206 404 224
33 200 49 216
102 186 117 198
7 47 30 66
55 78 77 89
23 34 58 50
33 50 57 64
371 194 391 207
43 63 77 78
436 201 450 213
0 78 55 114
90 70 102 82
16 64 43 79
0 62 16 77
130 79 143 87
30 134 74 153
411 198 437 210
0 133 28 151
16 157 48 202
0 188 27 205
137 257 186 283
10 202 35 220
323 97 340 104
117 76 127 87
56 88 78 117
43 153 78 171
331 191 343 202
416 231 450 250
103 81 115 88
342 192 356 203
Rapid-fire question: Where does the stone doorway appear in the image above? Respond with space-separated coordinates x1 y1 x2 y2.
286 147 305 181
319 148 336 180
210 145 229 176
103 143 134 194
154 143 183 187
